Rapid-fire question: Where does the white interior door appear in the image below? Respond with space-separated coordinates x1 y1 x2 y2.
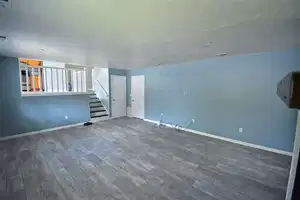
131 75 145 119
111 75 127 118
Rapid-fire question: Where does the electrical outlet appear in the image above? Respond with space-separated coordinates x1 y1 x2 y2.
239 128 243 133
192 119 196 123
65 116 68 120
184 91 188 96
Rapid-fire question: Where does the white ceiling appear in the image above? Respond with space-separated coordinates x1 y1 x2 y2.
0 0 299 68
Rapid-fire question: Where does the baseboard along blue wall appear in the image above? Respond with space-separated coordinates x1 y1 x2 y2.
126 49 300 152
0 57 91 137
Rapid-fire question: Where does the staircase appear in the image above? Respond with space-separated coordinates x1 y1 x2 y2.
89 91 109 120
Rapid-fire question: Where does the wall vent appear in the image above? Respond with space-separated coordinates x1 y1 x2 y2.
0 0 12 9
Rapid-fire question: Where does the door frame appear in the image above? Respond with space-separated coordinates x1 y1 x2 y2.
110 75 127 118
131 75 145 119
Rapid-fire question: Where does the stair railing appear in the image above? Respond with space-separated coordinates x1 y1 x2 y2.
96 80 109 97
20 63 87 95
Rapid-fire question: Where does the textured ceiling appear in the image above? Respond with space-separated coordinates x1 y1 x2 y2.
0 0 299 68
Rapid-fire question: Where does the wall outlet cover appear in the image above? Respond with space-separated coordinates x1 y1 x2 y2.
239 128 243 133
65 116 68 120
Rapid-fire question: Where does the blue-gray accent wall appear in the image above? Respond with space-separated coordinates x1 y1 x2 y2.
126 49 300 152
0 57 5 64
0 56 90 137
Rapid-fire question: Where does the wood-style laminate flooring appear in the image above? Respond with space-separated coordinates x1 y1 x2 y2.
0 117 291 200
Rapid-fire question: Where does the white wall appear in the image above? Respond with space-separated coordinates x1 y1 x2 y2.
93 67 110 113
286 111 300 200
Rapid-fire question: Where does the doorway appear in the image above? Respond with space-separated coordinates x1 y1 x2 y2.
131 75 145 119
111 75 127 118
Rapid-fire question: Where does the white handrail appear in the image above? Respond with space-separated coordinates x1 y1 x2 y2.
96 80 109 96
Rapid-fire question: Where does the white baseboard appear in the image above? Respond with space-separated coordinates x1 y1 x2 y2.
127 106 132 117
143 119 292 156
109 116 127 120
0 122 84 142
90 116 110 123
1 118 291 156
143 119 157 124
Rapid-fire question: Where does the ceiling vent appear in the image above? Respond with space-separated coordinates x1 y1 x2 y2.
0 0 12 9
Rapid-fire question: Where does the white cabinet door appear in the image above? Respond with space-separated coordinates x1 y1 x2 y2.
131 75 145 119
111 75 127 118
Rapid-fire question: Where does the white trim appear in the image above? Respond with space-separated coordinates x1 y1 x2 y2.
143 118 292 156
19 62 23 95
111 75 127 118
127 106 132 117
0 122 84 142
110 116 126 119
131 75 145 119
90 116 110 123
21 92 89 97
143 119 158 124
286 111 300 200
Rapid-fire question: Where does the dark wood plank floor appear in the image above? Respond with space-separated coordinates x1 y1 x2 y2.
0 117 291 200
